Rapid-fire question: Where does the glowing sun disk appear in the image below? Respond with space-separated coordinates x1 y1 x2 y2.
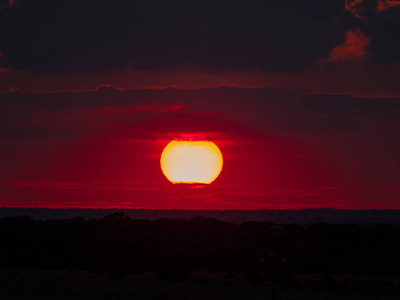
160 141 223 184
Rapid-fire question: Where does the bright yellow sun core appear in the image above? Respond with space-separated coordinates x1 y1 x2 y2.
160 141 223 184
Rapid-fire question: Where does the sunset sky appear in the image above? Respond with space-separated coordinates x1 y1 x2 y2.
1 0 400 209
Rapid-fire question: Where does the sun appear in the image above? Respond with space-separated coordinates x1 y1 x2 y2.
160 140 223 184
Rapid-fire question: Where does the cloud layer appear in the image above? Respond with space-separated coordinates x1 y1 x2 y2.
3 0 399 73
1 86 399 140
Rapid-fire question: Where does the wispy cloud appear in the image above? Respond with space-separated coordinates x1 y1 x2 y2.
2 181 165 191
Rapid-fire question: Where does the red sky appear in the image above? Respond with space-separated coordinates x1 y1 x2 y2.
1 0 400 209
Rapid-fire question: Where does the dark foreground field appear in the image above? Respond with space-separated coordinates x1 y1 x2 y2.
1 213 400 299
1 270 399 299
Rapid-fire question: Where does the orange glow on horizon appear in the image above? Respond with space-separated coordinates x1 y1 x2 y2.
160 141 223 184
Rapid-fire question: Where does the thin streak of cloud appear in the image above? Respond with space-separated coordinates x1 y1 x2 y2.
95 103 187 116
10 83 270 96
381 187 400 193
3 181 165 191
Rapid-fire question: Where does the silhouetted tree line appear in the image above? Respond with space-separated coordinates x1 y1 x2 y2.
0 212 399 276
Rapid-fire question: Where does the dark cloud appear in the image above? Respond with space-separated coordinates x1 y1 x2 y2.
1 0 399 74
1 86 399 140
340 9 365 30
368 6 400 63
0 0 9 9
0 0 346 73
262 112 365 134
341 0 400 64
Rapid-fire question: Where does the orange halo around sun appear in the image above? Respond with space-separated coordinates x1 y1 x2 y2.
160 140 223 184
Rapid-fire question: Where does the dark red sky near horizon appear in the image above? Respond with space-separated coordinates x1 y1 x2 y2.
1 0 400 209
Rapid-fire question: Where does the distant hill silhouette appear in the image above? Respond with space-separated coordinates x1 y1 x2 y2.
1 207 400 225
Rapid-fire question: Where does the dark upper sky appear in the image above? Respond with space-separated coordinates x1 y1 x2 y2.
1 0 400 73
1 0 347 73
0 0 400 209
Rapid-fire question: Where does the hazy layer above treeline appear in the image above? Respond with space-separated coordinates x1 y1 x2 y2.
1 207 400 225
